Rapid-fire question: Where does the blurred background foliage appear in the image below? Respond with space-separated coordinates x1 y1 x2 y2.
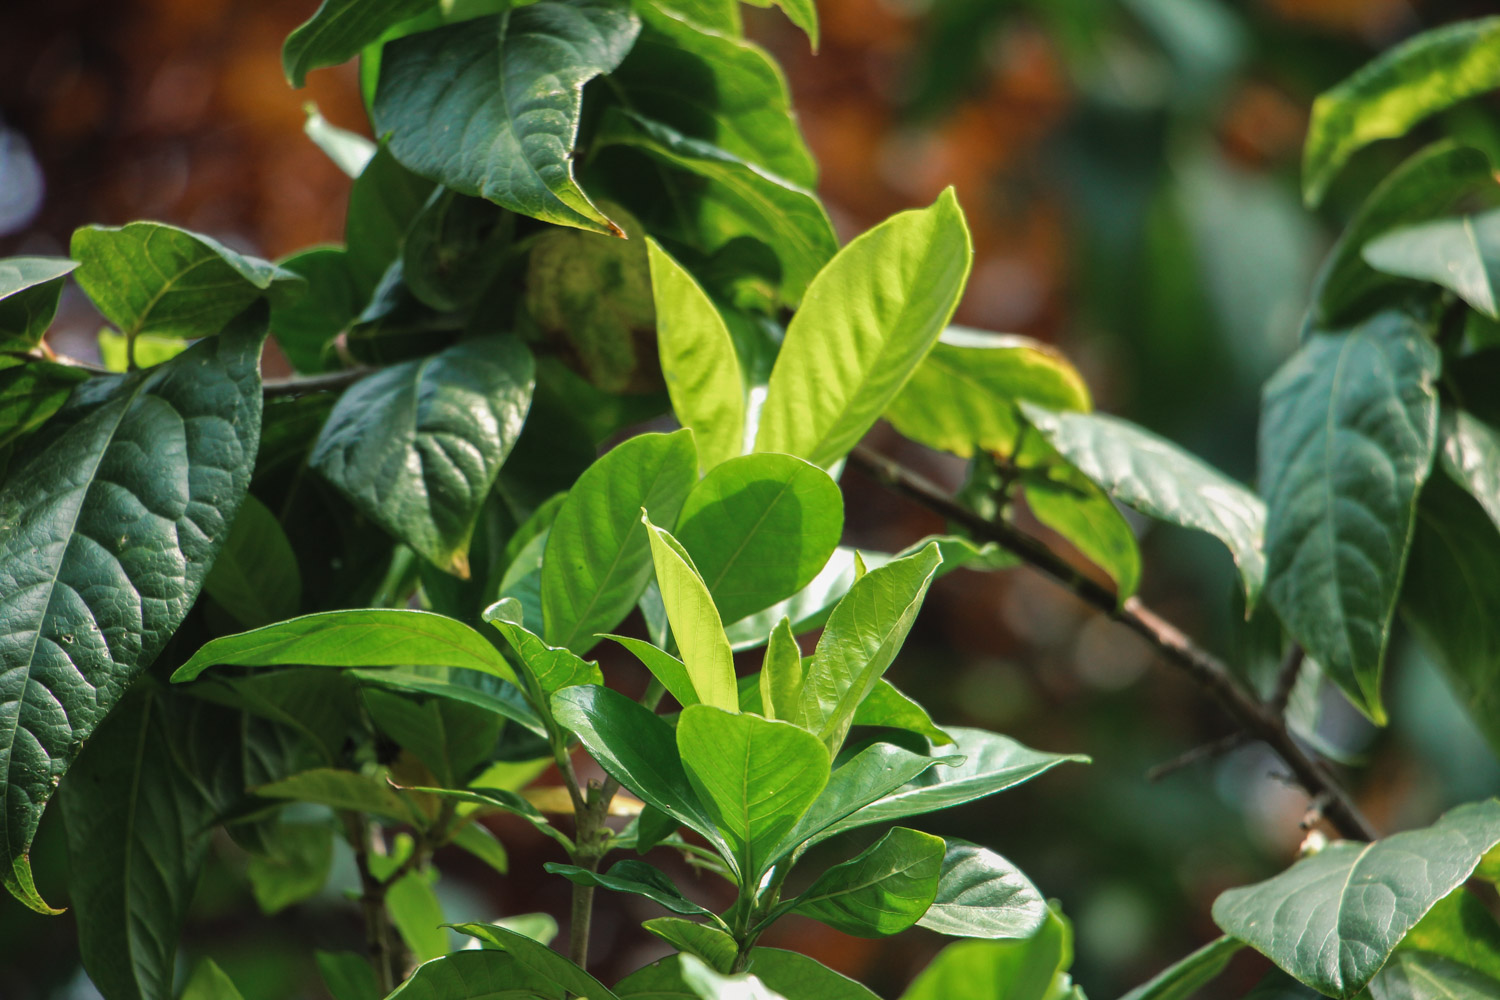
3 0 1500 997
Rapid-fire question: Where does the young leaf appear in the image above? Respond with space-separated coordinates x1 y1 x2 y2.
759 618 803 722
72 222 301 341
643 918 739 973
451 922 624 1000
180 959 247 1000
792 827 945 937
1118 936 1243 1000
1023 406 1266 605
755 189 972 469
311 336 535 578
675 453 844 625
679 954 789 1000
916 840 1047 941
387 870 450 961
676 705 830 880
1260 311 1440 723
204 494 302 628
886 329 1091 460
0 256 76 351
791 543 943 751
1303 17 1500 206
898 908 1075 1000
544 860 715 917
1024 467 1141 604
648 240 746 472
777 742 955 857
643 515 739 711
483 598 604 695
608 635 699 708
1363 208 1500 318
173 609 516 684
282 0 436 87
1 309 266 914
372 1 640 235
1212 799 1500 998
542 429 698 653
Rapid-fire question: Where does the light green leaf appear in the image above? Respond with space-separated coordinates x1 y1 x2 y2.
204 494 302 628
791 543 943 752
647 240 745 472
452 921 623 1000
545 860 715 917
1023 406 1266 605
283 0 436 87
811 727 1086 844
181 959 247 1000
72 222 301 340
755 189 973 469
724 546 868 649
643 917 739 973
679 954 788 1000
373 1 640 234
759 618 803 722
483 597 603 695
97 331 189 372
677 704 830 880
383 949 561 1000
792 826 945 937
246 821 335 915
899 908 1075 1000
917 840 1047 941
675 453 844 626
1025 466 1141 604
449 818 510 875
1118 936 1243 1000
302 104 375 177
1212 799 1500 998
0 256 76 351
608 635 699 709
0 358 88 452
645 0 740 35
1260 310 1440 723
1363 208 1500 317
254 769 417 823
778 742 954 856
1399 888 1500 982
1 311 266 914
643 515 739 711
1369 951 1500 1000
745 0 817 49
173 609 516 684
489 913 559 946
389 870 450 961
1441 410 1500 531
542 429 698 653
886 329 1091 460
1304 17 1500 206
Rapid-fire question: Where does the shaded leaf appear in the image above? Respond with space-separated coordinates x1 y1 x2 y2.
898 908 1075 1000
364 687 500 788
0 256 76 351
269 247 361 374
181 959 246 1000
1441 410 1500 533
204 494 302 628
452 922 623 1000
778 742 954 857
388 870 449 961
383 949 561 1000
283 0 436 87
1363 208 1500 317
344 146 434 297
545 860 714 917
1118 936 1243 1000
316 951 380 1000
246 821 335 915
1024 466 1141 604
483 597 603 695
0 357 88 451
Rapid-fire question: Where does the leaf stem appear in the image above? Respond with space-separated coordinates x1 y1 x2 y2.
262 367 375 398
342 811 398 995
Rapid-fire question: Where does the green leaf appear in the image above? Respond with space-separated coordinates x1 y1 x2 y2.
551 685 727 855
373 1 640 234
790 543 943 752
542 429 698 652
1023 405 1266 605
675 453 844 625
316 951 380 1000
644 0 740 36
886 329 1091 460
388 870 450 961
643 917 739 973
382 949 560 1000
246 821 335 915
1313 143 1500 327
898 908 1075 1000
173 609 516 684
1 310 266 914
1212 799 1500 998
254 768 416 823
0 358 88 451
408 785 572 850
1399 888 1500 982
1024 466 1141 604
792 826 945 937
97 331 189 372
617 8 816 188
592 110 836 304
181 959 247 1000
267 247 361 374
608 635 700 709
1363 208 1500 318
1441 410 1500 532
283 0 436 87
1399 475 1500 759
451 921 623 1000
351 669 544 736
643 515 739 711
647 240 746 472
401 188 514 312
344 145 435 297
72 222 301 340
483 597 604 695
1260 311 1441 723
777 742 954 856
677 704 830 880
810 727 1086 844
0 256 76 351
302 104 375 177
194 669 362 767
754 0 817 49
917 840 1047 941
204 494 302 628
1303 17 1500 206
1369 951 1500 1000
364 687 500 787
758 618 802 722
311 336 534 577
755 189 973 468
545 859 714 917
679 954 789 1000
489 912 559 946
1118 936 1244 1000
850 680 952 746
743 950 883 1000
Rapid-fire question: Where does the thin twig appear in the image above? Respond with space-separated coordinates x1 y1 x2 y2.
1147 732 1249 782
1269 645 1306 718
847 444 1378 842
342 812 398 995
262 367 374 398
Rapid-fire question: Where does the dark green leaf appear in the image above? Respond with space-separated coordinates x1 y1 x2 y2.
255 768 416 823
742 949 883 1000
246 821 335 914
402 189 513 312
316 951 380 1000
0 357 88 451
792 827 945 937
1260 310 1440 723
194 669 362 766
373 2 640 234
544 860 714 917
204 494 302 627
0 256 76 351
407 785 571 850
364 687 500 787
1 310 266 913
382 949 562 1000
917 840 1047 941
351 668 544 736
1118 936 1243 1000
1363 208 1500 317
270 247 361 374
283 0 436 87
344 146 434 297
1441 410 1500 532
850 680 953 746
451 922 623 1000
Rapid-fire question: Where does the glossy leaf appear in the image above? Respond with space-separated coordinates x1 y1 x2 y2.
643 917 739 973
916 840 1047 940
72 222 300 340
758 618 802 722
0 256 76 351
173 609 516 684
204 494 302 628
452 921 623 1000
677 704 830 879
899 908 1075 1000
1024 467 1141 604
742 949 884 1000
372 1 639 234
793 826 945 937
675 453 844 626
483 597 603 695
777 742 954 856
541 429 697 652
1118 936 1243 1000
647 240 745 472
382 949 559 1000
1441 410 1500 531
1304 17 1500 206
1260 311 1440 723
283 0 435 87
311 336 534 577
679 955 789 1000
1 311 265 913
0 358 88 452
1023 405 1266 605
755 189 972 469
850 679 953 746
643 515 739 711
609 635 699 709
1369 951 1500 1000
1363 208 1500 317
886 329 1090 460
791 543 943 752
1212 799 1500 998
544 860 714 917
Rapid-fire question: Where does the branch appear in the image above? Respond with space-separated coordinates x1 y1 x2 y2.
848 444 1378 842
1269 645 1306 718
262 368 374 398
